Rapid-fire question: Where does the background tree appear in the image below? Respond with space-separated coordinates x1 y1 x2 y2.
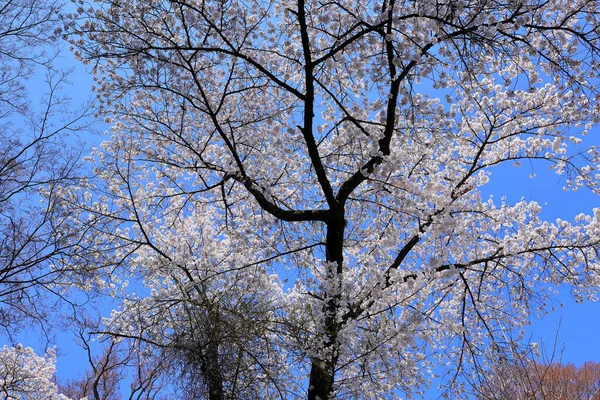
82 202 294 399
0 0 61 115
65 0 600 398
0 0 90 337
473 341 600 400
52 309 171 400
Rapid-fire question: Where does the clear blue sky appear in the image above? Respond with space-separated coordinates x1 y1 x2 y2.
488 163 600 365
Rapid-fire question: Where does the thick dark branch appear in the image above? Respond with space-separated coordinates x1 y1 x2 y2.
175 58 329 223
336 16 503 205
232 174 329 222
336 42 434 205
298 0 337 210
91 331 166 349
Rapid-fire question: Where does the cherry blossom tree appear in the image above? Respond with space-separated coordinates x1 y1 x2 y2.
64 0 600 398
0 344 70 399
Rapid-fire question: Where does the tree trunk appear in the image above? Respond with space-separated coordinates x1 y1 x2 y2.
308 211 344 400
201 338 224 400
308 359 335 400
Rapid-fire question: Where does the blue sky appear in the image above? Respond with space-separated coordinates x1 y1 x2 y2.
486 159 600 365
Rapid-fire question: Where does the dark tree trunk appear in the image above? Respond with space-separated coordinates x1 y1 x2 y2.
202 340 224 400
308 209 345 400
201 316 224 400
